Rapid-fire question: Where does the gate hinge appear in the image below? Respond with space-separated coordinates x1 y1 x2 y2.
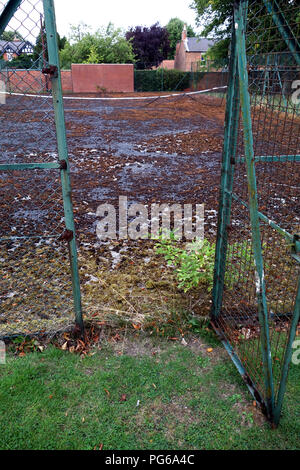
42 65 58 78
59 230 74 243
291 234 300 263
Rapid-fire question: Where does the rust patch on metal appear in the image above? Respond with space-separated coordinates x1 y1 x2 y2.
58 230 73 243
42 65 58 78
59 160 68 170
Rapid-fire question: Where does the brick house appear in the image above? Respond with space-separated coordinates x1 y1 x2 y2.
156 59 175 70
174 25 216 72
0 39 33 62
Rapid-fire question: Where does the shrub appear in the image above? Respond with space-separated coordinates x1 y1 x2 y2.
155 235 216 292
134 68 191 92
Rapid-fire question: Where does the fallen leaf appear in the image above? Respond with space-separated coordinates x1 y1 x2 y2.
61 342 68 351
120 394 127 402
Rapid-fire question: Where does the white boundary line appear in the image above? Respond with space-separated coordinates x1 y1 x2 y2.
0 86 227 101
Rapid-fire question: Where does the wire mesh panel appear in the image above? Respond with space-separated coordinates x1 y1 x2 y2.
0 0 83 337
212 0 299 425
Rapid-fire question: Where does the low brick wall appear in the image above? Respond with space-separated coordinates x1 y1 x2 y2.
61 70 73 93
4 70 48 93
71 64 134 93
2 65 134 94
3 69 73 93
197 72 229 91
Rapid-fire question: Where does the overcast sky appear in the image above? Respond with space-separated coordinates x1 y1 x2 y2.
54 0 200 36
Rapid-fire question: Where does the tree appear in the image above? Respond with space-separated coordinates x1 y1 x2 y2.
191 0 300 60
33 22 67 65
166 18 195 59
125 23 170 69
59 23 135 69
0 30 24 41
69 22 91 43
191 0 232 38
5 54 34 69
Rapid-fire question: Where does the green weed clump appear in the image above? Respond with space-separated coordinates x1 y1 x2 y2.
155 235 215 293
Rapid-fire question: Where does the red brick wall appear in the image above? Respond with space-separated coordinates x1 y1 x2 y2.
3 52 18 61
71 64 134 93
61 70 73 93
4 70 48 93
2 65 134 94
197 72 228 90
174 42 186 71
174 41 203 72
185 52 203 72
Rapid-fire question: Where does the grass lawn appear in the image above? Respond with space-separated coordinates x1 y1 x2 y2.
0 332 299 450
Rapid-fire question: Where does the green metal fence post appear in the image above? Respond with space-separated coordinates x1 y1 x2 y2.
212 20 240 319
273 274 300 426
0 0 22 36
234 0 275 421
43 0 84 333
263 0 300 66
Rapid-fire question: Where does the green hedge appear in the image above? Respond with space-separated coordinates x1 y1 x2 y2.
134 69 192 92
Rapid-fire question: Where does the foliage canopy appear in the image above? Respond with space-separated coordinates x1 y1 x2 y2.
125 23 170 69
165 18 195 60
60 23 135 69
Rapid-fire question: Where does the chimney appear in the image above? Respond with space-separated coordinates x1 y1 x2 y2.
182 24 187 41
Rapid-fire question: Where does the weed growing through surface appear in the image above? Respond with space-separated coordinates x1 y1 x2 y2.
155 235 215 293
155 235 262 294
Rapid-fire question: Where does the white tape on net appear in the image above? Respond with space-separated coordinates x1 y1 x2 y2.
0 85 227 101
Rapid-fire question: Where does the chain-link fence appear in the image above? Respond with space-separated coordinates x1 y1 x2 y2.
134 66 228 94
0 0 228 340
134 68 193 92
0 0 83 338
212 0 300 426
